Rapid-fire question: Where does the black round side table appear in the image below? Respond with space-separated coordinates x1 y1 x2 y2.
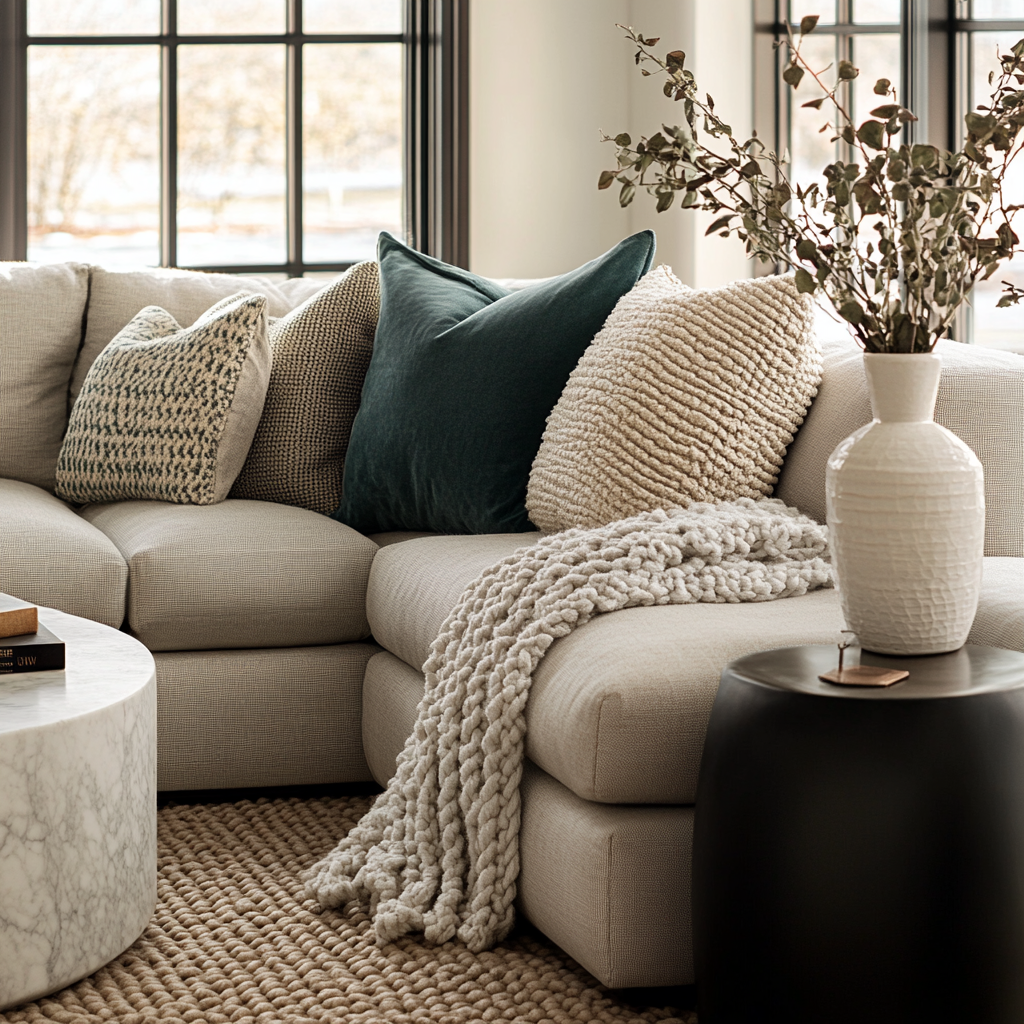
693 643 1024 1024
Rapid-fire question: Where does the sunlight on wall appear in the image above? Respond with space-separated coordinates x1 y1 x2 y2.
469 0 754 286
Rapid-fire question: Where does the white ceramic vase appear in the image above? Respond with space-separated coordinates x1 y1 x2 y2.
825 352 985 656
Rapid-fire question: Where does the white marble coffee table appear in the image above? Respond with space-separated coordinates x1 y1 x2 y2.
0 607 156 1011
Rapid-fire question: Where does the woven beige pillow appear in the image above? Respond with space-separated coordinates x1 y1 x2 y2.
230 261 380 515
526 266 822 532
56 292 270 506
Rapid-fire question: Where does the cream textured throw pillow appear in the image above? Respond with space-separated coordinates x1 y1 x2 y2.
230 261 380 514
526 267 821 531
56 292 270 505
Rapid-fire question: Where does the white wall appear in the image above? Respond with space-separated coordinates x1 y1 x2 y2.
469 0 754 287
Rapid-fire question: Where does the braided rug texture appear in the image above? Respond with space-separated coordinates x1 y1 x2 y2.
0 796 693 1024
304 499 832 951
526 267 822 533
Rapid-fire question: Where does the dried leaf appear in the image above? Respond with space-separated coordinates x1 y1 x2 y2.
839 299 865 324
873 77 891 95
857 119 886 150
795 268 816 293
705 214 733 235
800 14 819 35
796 239 818 261
802 97 826 109
783 63 805 88
838 60 859 81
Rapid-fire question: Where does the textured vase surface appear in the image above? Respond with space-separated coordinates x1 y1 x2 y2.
826 352 985 655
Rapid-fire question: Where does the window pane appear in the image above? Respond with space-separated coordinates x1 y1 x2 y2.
177 0 284 35
177 44 286 266
303 44 403 264
852 0 901 22
28 0 159 35
971 1 1024 18
851 33 901 124
970 31 1024 351
28 46 160 265
304 0 403 34
788 33 838 192
789 2 835 26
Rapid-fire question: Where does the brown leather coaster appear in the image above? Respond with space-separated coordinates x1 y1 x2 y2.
819 666 910 687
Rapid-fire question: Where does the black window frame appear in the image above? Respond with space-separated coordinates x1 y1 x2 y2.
0 0 469 274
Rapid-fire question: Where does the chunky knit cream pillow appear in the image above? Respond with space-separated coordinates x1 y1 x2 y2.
56 292 270 505
526 267 821 531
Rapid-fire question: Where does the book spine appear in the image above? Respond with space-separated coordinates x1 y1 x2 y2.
0 644 65 674
0 606 38 639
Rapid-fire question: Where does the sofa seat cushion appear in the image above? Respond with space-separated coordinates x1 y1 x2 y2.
367 532 541 669
0 478 127 628
365 533 848 804
81 499 377 651
968 557 1023 652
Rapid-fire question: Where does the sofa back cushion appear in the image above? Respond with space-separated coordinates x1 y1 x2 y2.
0 261 90 491
70 265 323 406
776 331 1024 557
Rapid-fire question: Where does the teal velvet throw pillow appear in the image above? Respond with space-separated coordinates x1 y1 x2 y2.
333 230 656 535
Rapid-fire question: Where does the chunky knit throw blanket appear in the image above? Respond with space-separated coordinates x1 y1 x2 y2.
303 498 832 951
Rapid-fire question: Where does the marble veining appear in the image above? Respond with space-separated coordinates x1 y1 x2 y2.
0 608 156 1011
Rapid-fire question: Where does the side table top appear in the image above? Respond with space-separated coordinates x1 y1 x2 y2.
0 607 155 734
727 644 1024 701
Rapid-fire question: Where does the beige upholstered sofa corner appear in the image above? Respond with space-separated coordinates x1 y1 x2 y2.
1 260 1022 991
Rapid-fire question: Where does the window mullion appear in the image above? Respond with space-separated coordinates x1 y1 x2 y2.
838 3 855 167
286 0 303 276
901 0 930 144
160 0 178 267
0 0 28 261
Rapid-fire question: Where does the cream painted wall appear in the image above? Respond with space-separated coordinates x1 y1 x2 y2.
469 0 754 287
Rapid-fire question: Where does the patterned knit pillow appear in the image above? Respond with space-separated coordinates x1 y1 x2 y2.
55 292 270 505
230 261 380 514
526 267 822 531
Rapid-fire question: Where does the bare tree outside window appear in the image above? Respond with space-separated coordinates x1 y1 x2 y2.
25 0 403 274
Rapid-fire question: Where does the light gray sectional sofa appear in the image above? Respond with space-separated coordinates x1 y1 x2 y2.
1 260 1022 990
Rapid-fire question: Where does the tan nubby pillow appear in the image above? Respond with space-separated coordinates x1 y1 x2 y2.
526 267 822 532
230 261 380 515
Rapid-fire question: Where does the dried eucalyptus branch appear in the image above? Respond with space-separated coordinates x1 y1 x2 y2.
601 20 1024 353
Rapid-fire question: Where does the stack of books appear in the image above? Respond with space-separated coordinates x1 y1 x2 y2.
0 594 65 674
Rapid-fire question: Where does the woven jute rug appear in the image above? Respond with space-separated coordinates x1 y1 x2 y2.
1 796 696 1024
